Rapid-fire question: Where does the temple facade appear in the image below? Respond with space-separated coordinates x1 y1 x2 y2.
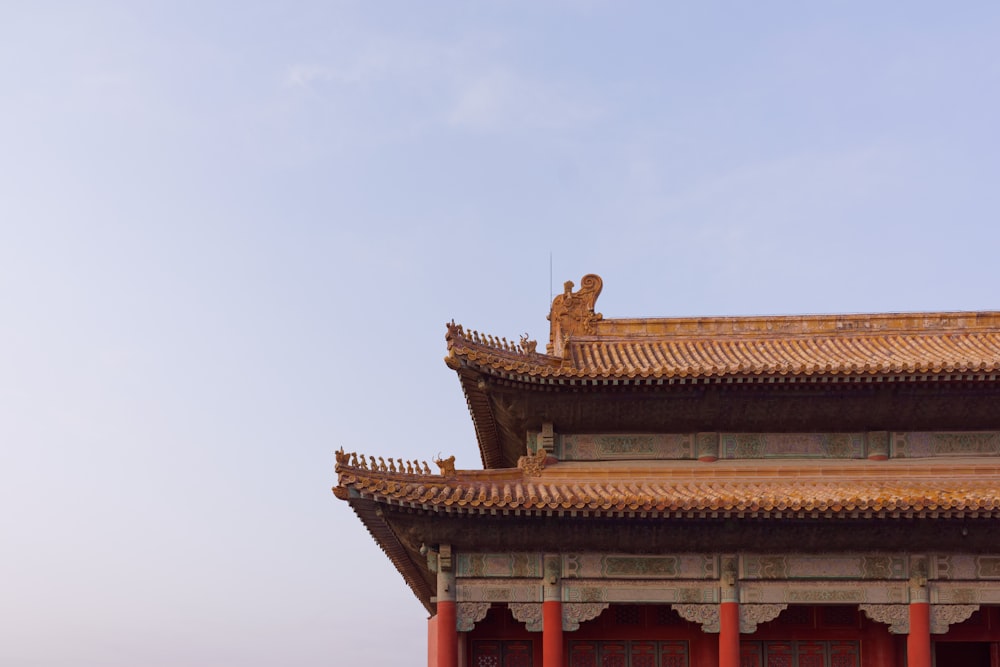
334 274 1000 667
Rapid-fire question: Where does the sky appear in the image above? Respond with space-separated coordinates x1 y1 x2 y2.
1 2 999 665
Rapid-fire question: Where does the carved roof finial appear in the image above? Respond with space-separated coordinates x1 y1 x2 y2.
434 455 457 478
547 274 603 356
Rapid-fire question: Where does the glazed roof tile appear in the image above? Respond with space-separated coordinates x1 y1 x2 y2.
447 321 1000 381
335 456 1000 519
445 275 1000 381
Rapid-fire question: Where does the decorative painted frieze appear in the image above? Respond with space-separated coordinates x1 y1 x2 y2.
508 603 543 632
892 431 1000 458
721 433 866 459
563 580 718 604
740 604 787 634
741 580 907 604
977 556 1000 578
867 431 890 460
859 604 909 634
555 433 694 460
455 553 1000 609
563 553 717 579
741 554 906 580
931 581 1000 604
456 553 543 578
563 603 609 631
932 554 977 580
456 579 542 603
456 602 491 631
603 556 678 577
537 429 1000 461
672 604 719 633
787 589 865 603
696 432 719 461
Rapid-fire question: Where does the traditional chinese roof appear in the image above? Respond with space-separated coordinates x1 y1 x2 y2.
335 452 1000 609
446 274 1000 467
336 454 1000 520
447 275 1000 382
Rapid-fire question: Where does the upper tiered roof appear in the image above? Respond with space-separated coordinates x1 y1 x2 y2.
446 274 1000 468
447 274 1000 382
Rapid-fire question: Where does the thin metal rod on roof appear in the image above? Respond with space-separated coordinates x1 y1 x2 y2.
549 251 553 307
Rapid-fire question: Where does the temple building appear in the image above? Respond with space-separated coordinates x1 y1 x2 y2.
334 274 1000 667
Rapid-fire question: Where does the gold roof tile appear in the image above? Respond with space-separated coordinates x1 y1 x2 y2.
335 454 1000 519
445 276 1000 382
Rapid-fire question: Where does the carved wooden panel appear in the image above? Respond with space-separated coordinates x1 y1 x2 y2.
660 642 688 667
765 641 793 667
630 641 656 667
569 641 597 667
457 602 491 631
472 641 501 667
568 641 689 667
829 642 859 667
796 642 824 667
503 641 532 667
472 640 533 667
739 641 859 667
602 641 627 667
740 642 762 667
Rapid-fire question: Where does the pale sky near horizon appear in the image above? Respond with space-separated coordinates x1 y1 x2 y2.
2 2 999 665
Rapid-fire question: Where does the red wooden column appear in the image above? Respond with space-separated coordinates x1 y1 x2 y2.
719 557 740 667
907 581 931 667
543 601 562 667
543 554 563 667
427 615 438 667
436 545 458 667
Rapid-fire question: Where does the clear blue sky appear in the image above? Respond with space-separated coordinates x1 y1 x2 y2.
2 2 999 665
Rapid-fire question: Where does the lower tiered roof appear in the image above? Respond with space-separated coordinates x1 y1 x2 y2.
336 454 1000 519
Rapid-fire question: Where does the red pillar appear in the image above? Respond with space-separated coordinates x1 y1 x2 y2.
437 600 457 667
436 547 458 667
543 600 563 667
428 615 438 667
542 555 563 667
907 601 930 667
719 601 739 667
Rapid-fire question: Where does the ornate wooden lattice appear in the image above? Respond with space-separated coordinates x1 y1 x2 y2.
740 641 858 667
819 606 858 628
614 605 642 626
656 605 683 626
472 640 533 667
569 641 688 667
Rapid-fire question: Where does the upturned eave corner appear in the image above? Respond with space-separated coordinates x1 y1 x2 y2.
443 319 549 469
